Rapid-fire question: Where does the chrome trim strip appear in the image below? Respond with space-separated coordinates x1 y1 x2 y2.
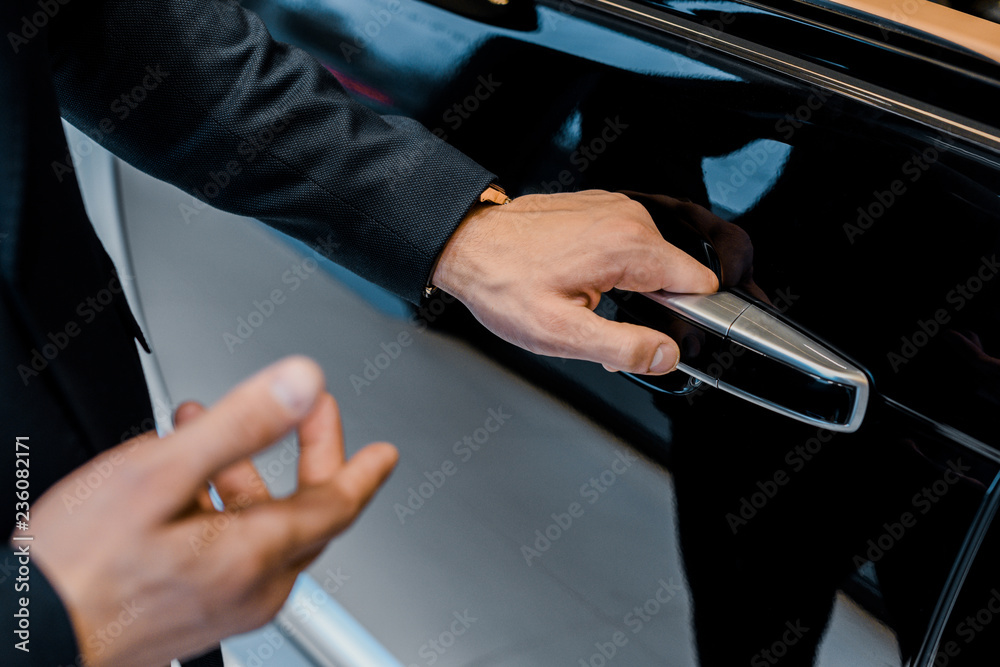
575 0 1000 154
912 471 1000 667
676 361 720 387
729 305 869 430
644 290 750 336
275 575 405 667
61 121 176 433
796 0 1000 66
884 397 1000 465
718 378 861 432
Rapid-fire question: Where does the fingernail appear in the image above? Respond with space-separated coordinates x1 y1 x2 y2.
172 402 203 428
270 358 321 417
649 344 677 374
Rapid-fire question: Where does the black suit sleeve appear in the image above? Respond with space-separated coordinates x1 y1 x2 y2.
46 0 495 303
0 546 81 666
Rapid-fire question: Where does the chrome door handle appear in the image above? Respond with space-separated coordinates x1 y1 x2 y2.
630 291 870 432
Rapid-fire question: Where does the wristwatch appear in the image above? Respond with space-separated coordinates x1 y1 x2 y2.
423 183 512 299
478 183 512 206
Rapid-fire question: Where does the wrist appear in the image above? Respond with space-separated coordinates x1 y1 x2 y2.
426 184 511 299
431 202 499 300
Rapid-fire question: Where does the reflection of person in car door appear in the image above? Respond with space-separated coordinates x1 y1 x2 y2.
1 0 718 664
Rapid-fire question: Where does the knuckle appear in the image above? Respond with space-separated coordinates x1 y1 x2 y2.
620 216 655 244
227 407 265 444
113 453 153 491
605 190 630 202
237 543 274 583
229 512 289 578
597 221 640 250
332 481 365 521
344 486 367 517
625 198 649 217
262 509 297 557
223 406 279 457
615 338 649 372
523 309 578 354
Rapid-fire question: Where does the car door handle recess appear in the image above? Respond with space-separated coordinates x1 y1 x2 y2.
638 291 869 432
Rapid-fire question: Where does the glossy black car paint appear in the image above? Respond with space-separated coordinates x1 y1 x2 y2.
245 0 1000 663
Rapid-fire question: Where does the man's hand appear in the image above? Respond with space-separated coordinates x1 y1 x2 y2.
433 190 720 374
28 356 397 666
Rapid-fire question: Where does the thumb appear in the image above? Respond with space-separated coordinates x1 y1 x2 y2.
173 401 206 429
559 306 680 375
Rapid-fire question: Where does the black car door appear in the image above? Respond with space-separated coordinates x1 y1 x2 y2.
246 0 1000 663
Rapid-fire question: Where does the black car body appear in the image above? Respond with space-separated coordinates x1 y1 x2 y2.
119 0 1000 663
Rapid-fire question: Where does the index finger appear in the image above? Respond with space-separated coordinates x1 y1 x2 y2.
150 356 324 515
222 441 398 569
614 239 720 295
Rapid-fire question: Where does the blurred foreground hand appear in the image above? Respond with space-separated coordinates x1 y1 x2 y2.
29 356 397 666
